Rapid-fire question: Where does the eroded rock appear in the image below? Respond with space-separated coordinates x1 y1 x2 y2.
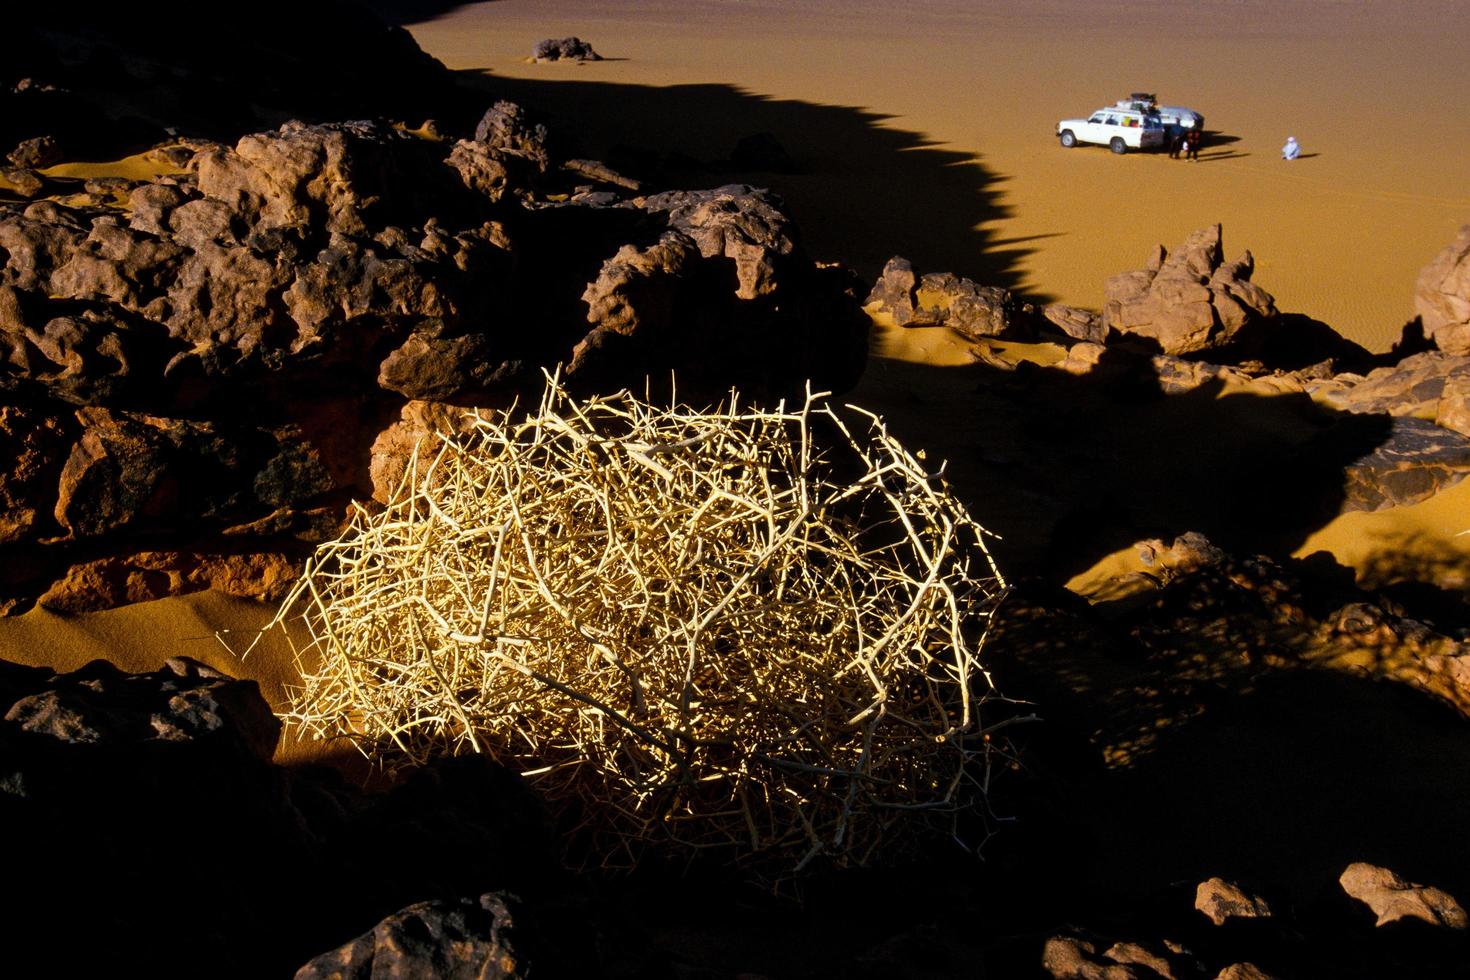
1339 862 1468 930
1414 224 1470 356
1104 225 1277 355
1195 877 1272 926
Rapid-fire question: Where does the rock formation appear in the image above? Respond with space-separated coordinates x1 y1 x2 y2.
1414 224 1470 356
866 255 1028 340
532 37 603 62
1103 224 1278 354
0 111 869 612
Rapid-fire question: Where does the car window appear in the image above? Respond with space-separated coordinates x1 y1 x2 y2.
1088 114 1104 124
1104 115 1118 126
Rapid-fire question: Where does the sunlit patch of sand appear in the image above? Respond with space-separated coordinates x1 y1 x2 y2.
40 147 191 183
0 590 342 768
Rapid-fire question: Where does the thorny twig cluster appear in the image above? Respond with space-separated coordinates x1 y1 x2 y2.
261 377 1008 874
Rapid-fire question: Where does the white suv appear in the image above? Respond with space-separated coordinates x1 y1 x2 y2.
1057 105 1166 154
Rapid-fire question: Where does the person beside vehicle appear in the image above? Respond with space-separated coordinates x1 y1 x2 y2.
1184 126 1202 161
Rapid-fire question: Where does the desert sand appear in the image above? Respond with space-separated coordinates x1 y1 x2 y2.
411 0 1470 352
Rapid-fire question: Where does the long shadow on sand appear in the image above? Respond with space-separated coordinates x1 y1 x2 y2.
465 73 1037 294
852 345 1395 582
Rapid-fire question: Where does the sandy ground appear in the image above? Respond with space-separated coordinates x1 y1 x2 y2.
411 0 1470 352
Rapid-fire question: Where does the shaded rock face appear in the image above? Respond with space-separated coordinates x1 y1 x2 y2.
296 893 529 980
1414 225 1470 356
0 656 554 979
1104 225 1278 355
865 255 1026 340
0 115 868 611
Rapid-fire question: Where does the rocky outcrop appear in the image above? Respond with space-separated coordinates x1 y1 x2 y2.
1414 225 1470 356
1338 415 1470 511
296 893 529 980
1312 352 1470 441
865 255 1027 340
1339 863 1468 930
1104 225 1278 355
0 116 868 611
532 37 602 62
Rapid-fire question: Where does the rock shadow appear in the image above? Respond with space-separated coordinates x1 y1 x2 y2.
851 343 1396 582
460 73 1034 294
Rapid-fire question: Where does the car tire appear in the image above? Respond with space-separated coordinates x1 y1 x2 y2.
1110 137 1127 155
1059 130 1077 148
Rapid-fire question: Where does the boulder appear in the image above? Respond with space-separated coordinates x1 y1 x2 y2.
531 36 602 62
1339 862 1468 929
1195 877 1272 926
473 101 551 173
642 184 798 300
1413 224 1470 355
915 271 1018 341
1103 225 1278 354
863 255 1021 339
1312 351 1470 421
1044 303 1106 343
0 404 69 542
2 167 44 198
866 255 920 325
7 135 62 169
295 893 529 980
1338 415 1470 512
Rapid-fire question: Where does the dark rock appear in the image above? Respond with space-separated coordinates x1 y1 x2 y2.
1337 415 1470 511
1104 225 1277 355
7 135 62 169
474 101 551 173
531 37 602 62
1339 862 1468 929
866 255 920 325
916 271 1019 341
0 404 69 542
1045 303 1106 343
295 892 529 980
1313 351 1470 421
863 255 1021 339
1414 224 1470 356
2 167 45 198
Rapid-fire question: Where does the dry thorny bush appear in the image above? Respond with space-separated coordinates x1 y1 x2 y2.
256 377 1011 875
